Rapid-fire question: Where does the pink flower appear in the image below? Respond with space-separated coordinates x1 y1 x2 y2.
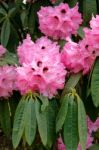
0 45 6 57
0 66 17 98
61 39 95 74
17 34 35 64
83 15 99 57
38 3 82 40
16 36 66 98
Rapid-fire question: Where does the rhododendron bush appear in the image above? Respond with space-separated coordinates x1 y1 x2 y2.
0 0 99 149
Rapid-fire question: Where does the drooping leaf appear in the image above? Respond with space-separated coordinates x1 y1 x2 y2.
83 0 97 24
0 101 11 136
66 0 78 7
47 100 57 148
0 51 18 66
39 95 49 112
35 99 48 146
91 58 99 107
56 95 69 133
0 8 7 15
1 19 10 47
89 144 99 150
61 72 81 97
77 96 87 150
63 95 79 150
25 98 37 146
35 99 57 147
77 26 85 38
12 99 27 148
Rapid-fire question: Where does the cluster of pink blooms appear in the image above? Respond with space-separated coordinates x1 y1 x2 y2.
16 35 66 98
0 45 16 98
38 3 82 39
61 38 95 74
83 15 99 57
56 117 99 150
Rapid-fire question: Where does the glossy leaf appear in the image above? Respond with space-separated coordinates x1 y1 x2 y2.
91 58 99 107
63 95 79 150
12 99 27 148
61 72 81 97
25 98 37 146
83 0 97 24
0 101 11 136
56 95 69 133
77 96 87 150
1 19 10 47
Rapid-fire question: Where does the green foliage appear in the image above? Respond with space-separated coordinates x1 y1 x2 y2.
91 58 99 107
63 95 79 150
0 0 99 149
56 94 69 133
0 101 11 136
77 96 87 150
12 98 27 148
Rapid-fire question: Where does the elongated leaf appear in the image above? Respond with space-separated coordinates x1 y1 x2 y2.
12 99 27 148
91 58 99 107
89 144 99 150
77 26 85 38
35 100 48 146
0 101 11 136
66 0 77 7
63 95 79 150
77 96 87 150
56 95 69 133
0 51 18 66
35 99 57 147
47 100 57 148
0 8 7 15
83 0 97 24
61 72 81 97
25 99 37 146
1 19 10 47
39 95 49 112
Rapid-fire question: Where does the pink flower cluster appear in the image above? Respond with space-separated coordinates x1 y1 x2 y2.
84 15 99 57
0 45 17 98
61 38 95 74
16 35 66 98
56 117 99 150
38 3 82 40
0 66 17 97
0 45 6 57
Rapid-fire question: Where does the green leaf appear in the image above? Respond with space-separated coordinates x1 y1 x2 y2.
61 72 81 97
39 95 49 112
47 100 57 148
35 99 48 146
63 95 79 150
56 95 69 133
1 19 10 47
25 99 37 146
0 101 11 136
89 144 99 150
77 96 87 150
0 8 7 15
83 0 97 24
0 51 18 66
91 58 99 107
12 99 27 148
77 26 85 38
54 0 64 6
35 99 57 147
66 0 78 7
